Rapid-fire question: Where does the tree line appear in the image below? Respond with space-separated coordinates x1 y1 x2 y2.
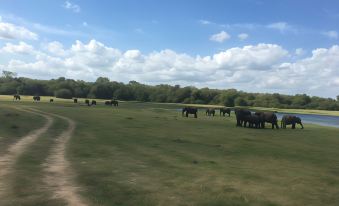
1 71 339 110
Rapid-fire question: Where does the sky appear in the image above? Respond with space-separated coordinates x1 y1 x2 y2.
0 0 339 98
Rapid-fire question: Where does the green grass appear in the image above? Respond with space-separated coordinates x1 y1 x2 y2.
3 117 68 206
0 105 45 155
0 97 339 206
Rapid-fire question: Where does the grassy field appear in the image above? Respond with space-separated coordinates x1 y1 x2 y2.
1 96 339 206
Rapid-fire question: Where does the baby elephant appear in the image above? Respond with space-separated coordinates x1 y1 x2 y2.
281 115 304 129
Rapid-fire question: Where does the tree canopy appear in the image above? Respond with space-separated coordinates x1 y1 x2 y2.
1 73 338 110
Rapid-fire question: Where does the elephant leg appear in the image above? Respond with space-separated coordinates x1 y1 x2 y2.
186 112 188 117
194 113 197 118
292 123 295 129
300 123 304 129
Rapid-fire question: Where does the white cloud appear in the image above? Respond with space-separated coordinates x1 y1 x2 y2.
0 21 38 40
238 33 249 40
295 48 305 56
199 20 212 25
46 41 66 56
63 1 81 13
323 30 338 39
210 31 230 43
2 39 339 97
1 41 35 54
82 22 88 27
267 22 294 33
213 44 288 70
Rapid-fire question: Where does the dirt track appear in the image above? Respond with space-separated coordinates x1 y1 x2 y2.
0 109 53 198
0 107 87 206
29 108 88 206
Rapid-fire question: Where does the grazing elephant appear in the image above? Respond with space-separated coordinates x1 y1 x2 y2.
105 100 112 106
91 100 97 105
85 99 90 106
112 100 119 107
254 112 279 129
243 114 262 128
73 98 78 103
235 109 251 127
13 94 21 101
220 108 231 117
50 99 54 103
33 96 41 102
281 115 304 129
206 108 215 116
182 107 198 118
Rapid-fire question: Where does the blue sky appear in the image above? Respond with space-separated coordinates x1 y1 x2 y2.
0 0 339 97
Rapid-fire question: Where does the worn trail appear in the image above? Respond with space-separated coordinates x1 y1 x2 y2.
27 109 88 206
0 109 53 198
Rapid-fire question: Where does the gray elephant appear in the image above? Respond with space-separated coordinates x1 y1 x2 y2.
220 108 231 117
235 109 251 127
254 112 279 129
281 115 304 129
182 107 198 118
243 114 262 128
13 94 21 101
206 108 215 116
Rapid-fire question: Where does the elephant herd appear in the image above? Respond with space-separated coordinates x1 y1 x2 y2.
12 95 119 107
182 107 304 129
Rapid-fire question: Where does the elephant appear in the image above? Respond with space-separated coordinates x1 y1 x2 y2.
50 99 54 103
112 100 119 107
105 100 118 106
243 114 262 128
73 98 78 103
182 107 198 118
85 99 90 106
206 108 215 116
91 100 97 105
220 108 231 117
281 115 304 129
235 109 251 127
254 112 279 129
33 96 41 102
13 94 21 101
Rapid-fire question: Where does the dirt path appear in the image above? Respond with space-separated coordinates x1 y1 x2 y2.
0 109 53 198
27 109 88 206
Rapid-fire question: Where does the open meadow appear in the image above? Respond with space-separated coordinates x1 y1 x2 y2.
0 95 339 206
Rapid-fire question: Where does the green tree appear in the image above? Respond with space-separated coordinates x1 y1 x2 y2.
2 70 17 79
234 97 248 106
55 89 73 99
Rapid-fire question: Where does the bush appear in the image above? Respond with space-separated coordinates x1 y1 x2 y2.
55 89 73 99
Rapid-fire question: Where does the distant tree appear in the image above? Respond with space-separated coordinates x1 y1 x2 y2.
0 73 338 111
2 70 17 79
234 97 248 106
96 77 110 84
55 89 73 99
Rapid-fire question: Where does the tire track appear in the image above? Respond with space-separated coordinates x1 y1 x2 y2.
27 108 88 206
0 108 53 198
